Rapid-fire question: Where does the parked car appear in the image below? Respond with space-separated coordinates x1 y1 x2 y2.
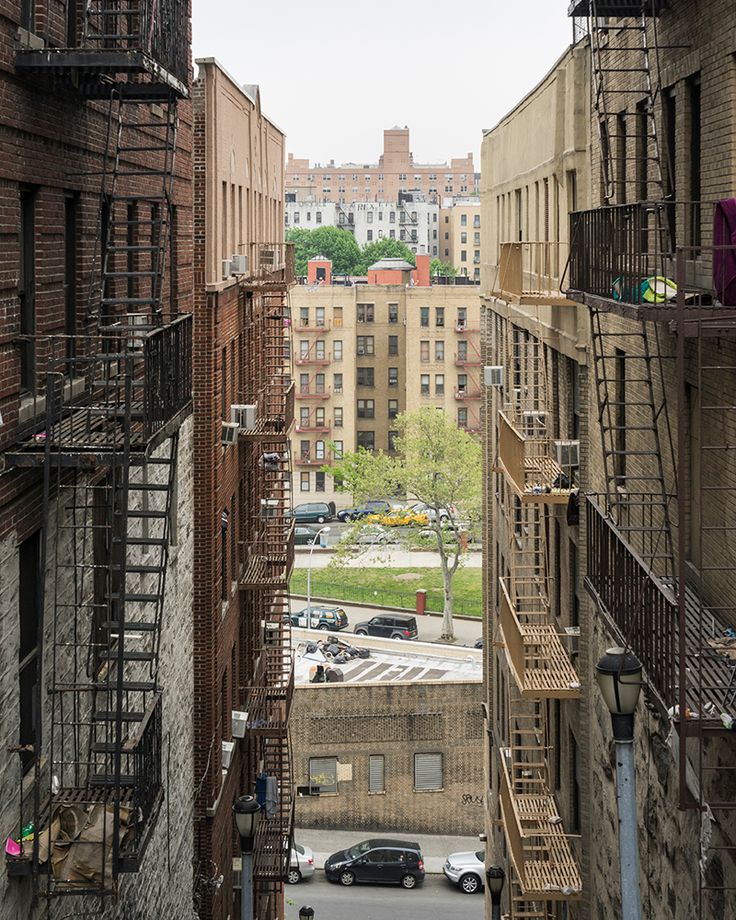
294 526 320 546
353 613 419 640
289 502 333 524
337 500 391 523
354 524 397 545
287 843 315 884
409 501 456 522
443 850 485 894
474 637 483 649
291 605 349 631
325 839 425 889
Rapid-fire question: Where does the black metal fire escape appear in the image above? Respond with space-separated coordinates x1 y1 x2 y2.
6 0 190 900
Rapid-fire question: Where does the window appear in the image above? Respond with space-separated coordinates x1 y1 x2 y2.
316 211 322 224
315 471 326 492
435 341 445 361
435 374 445 396
389 211 396 223
19 531 40 774
460 214 467 227
457 307 467 329
420 307 429 327
473 214 480 228
420 341 430 362
614 349 626 484
334 373 343 393
357 399 375 419
367 229 373 242
367 211 373 223
300 307 309 326
333 440 343 458
388 399 399 419
458 340 468 361
64 193 78 351
458 407 468 427
388 335 399 356
300 407 309 427
389 228 395 239
309 756 338 794
357 367 375 387
461 250 467 262
306 212 311 222
414 753 443 791
388 367 398 387
369 755 385 793
316 307 325 327
300 439 310 460
388 303 398 324
388 431 398 453
457 373 468 393
315 407 325 427
420 375 430 396
474 232 480 245
315 440 326 460
315 373 326 394
20 186 37 391
571 732 581 832
300 472 310 492
315 340 326 360
435 307 445 327
299 340 309 360
333 340 343 361
357 303 374 323
334 407 343 427
293 211 300 224
357 431 375 451
357 336 374 356
460 232 467 244
334 307 343 327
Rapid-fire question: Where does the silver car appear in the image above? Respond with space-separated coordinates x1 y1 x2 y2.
443 850 485 894
287 843 315 884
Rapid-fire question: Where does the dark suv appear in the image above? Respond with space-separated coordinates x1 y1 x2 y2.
291 605 349 631
353 613 419 640
325 839 425 889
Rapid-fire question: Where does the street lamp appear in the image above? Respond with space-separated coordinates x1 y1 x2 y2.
233 795 260 920
306 526 330 614
299 908 315 920
486 864 505 920
595 647 643 920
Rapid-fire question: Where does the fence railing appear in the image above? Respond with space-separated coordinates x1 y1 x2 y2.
143 314 193 439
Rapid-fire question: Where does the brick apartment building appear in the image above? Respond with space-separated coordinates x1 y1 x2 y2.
192 60 295 920
439 199 482 280
0 0 195 917
286 126 474 204
482 4 736 919
290 256 481 507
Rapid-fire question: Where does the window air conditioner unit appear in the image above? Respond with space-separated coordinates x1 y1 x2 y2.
263 621 280 646
222 259 233 280
230 254 248 274
232 710 248 739
261 498 279 519
231 404 257 429
222 740 235 770
221 422 239 447
555 440 580 468
357 347 365 355
126 313 149 351
484 365 503 387
261 248 277 267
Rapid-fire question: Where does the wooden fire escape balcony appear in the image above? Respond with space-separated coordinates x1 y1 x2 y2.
498 749 582 902
495 413 574 505
14 0 190 99
498 580 581 700
492 243 573 307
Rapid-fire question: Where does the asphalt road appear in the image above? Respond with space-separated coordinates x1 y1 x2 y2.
284 872 484 920
289 597 483 647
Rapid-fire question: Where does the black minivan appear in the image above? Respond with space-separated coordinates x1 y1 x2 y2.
353 613 419 640
324 838 425 889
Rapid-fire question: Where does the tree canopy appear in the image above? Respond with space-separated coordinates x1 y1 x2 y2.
287 227 418 277
327 407 482 639
430 258 458 278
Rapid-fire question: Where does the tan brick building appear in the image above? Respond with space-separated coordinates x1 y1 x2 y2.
286 126 474 205
440 198 483 279
483 5 736 919
290 258 481 507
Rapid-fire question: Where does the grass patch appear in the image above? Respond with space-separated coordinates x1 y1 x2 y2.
289 566 482 617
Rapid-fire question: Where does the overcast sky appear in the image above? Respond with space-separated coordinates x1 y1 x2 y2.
191 1 574 169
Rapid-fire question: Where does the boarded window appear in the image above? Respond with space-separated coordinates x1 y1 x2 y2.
414 753 443 791
369 755 385 793
309 756 337 795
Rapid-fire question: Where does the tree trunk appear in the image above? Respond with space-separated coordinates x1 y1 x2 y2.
436 531 455 641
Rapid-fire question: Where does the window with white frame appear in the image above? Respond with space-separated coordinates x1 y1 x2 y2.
333 340 343 361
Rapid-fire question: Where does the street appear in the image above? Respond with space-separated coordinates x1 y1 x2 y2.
283 873 484 920
289 597 483 647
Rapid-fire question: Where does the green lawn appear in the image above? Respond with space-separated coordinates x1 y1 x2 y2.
289 566 482 618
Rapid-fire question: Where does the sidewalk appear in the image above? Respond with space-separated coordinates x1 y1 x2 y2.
295 826 480 874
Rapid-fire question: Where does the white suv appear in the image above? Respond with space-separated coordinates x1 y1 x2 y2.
443 850 485 894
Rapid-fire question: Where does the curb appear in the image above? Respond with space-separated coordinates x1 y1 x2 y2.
289 593 481 622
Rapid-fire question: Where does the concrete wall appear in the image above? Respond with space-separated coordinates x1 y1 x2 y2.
290 680 485 836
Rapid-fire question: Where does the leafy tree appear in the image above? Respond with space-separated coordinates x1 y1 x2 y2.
430 258 458 278
358 238 416 274
327 408 482 640
286 226 363 276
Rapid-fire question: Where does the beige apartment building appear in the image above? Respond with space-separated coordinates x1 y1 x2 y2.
291 258 481 507
286 126 474 204
483 3 736 918
440 198 482 278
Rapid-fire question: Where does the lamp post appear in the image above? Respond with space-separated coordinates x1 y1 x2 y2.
299 908 315 920
595 647 643 920
306 526 330 614
233 794 260 920
486 864 505 920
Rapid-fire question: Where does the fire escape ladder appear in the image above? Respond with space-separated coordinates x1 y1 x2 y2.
589 310 676 580
588 0 665 204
